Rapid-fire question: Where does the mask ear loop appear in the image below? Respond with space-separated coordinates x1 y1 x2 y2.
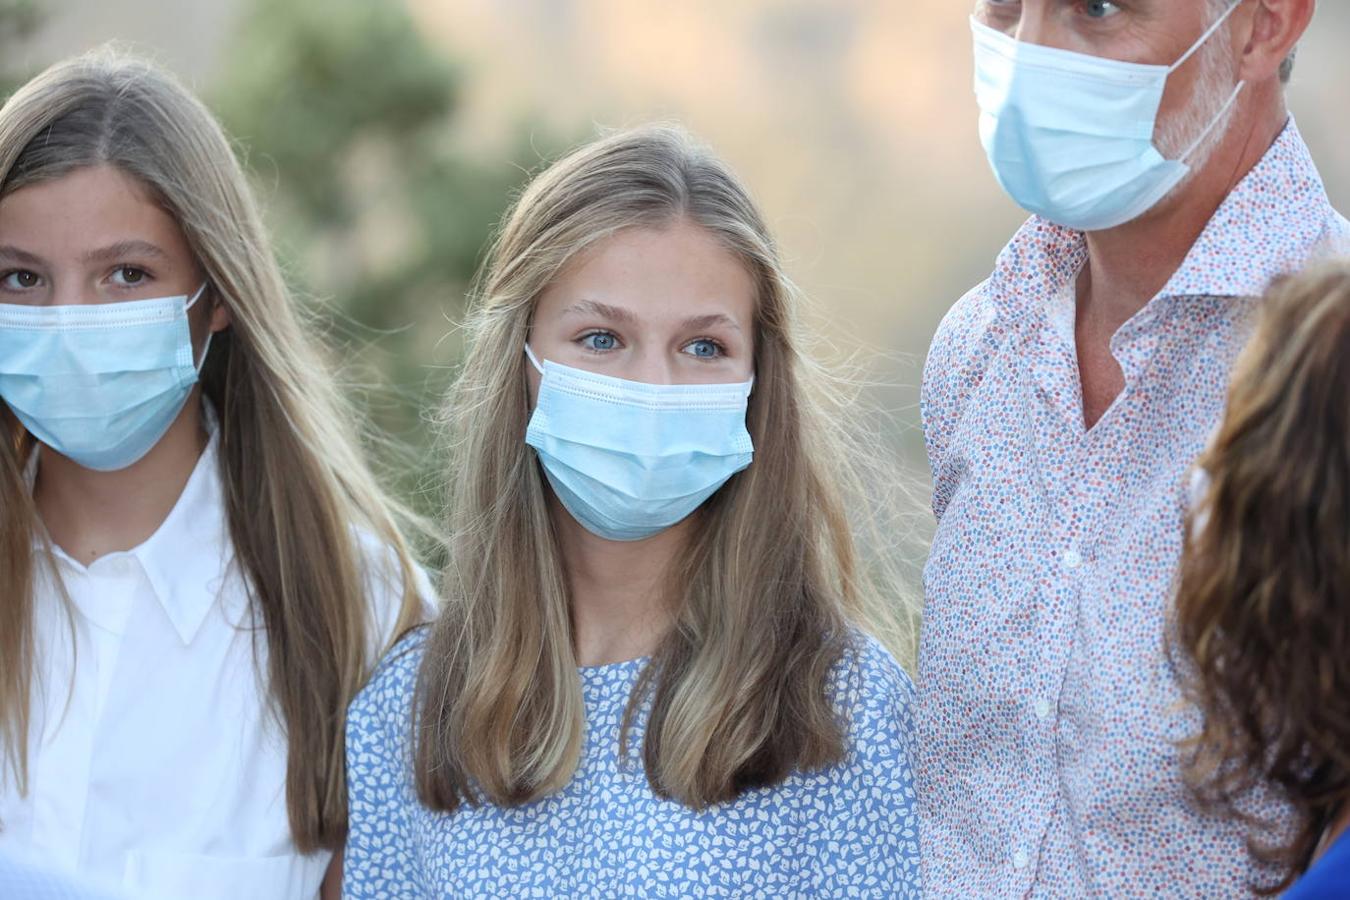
1178 81 1246 165
185 282 214 371
1165 0 1247 166
1167 0 1244 75
524 344 545 375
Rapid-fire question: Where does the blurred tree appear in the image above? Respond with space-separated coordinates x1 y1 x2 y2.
213 0 548 518
0 0 43 96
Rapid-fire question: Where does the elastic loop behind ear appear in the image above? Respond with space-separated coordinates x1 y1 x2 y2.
185 282 210 311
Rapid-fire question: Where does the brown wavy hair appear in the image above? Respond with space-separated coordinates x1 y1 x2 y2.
1175 259 1350 893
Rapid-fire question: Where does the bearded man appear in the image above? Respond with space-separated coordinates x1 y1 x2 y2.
918 0 1348 895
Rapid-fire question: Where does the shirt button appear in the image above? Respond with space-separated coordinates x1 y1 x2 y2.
1062 547 1083 570
1013 848 1030 870
1034 699 1052 720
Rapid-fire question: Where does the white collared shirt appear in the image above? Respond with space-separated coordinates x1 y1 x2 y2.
0 415 429 900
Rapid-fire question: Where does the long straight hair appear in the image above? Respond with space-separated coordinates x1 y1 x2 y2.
1175 261 1350 893
414 125 909 812
0 49 428 852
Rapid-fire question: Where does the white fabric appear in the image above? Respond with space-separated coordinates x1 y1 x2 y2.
0 410 433 900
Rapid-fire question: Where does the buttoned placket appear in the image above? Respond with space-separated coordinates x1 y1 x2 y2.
30 553 141 870
1011 290 1172 888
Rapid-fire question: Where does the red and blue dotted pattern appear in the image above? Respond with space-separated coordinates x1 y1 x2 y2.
917 120 1350 898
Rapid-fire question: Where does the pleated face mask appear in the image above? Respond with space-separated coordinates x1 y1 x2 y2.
523 345 755 542
0 283 211 471
972 1 1244 232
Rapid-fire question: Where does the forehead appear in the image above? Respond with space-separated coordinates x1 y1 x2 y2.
536 220 758 327
0 164 188 256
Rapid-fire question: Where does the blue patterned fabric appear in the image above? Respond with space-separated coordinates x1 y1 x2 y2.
343 629 920 897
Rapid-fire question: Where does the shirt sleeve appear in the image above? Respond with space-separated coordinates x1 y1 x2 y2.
343 634 427 899
921 282 1000 521
797 637 921 898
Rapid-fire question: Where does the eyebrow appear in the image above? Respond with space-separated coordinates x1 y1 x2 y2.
0 240 171 268
562 299 639 325
562 299 743 333
0 245 45 267
80 240 171 264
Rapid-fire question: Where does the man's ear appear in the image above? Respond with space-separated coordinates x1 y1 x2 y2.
1236 0 1315 84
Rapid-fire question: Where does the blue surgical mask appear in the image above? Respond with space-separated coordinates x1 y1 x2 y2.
0 284 212 471
523 345 754 542
972 2 1244 232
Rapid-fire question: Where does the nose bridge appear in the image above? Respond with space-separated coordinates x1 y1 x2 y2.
46 265 98 307
631 344 675 385
1013 3 1056 48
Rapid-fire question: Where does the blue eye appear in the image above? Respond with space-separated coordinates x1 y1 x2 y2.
1083 0 1121 17
683 339 723 359
580 331 619 352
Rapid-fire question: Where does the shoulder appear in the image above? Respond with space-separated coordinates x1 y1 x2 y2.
829 631 916 753
349 626 428 738
924 279 1000 394
350 527 437 661
920 277 1004 480
1319 209 1350 256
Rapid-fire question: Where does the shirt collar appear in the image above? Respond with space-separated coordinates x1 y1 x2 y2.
987 118 1349 319
1160 119 1349 299
32 403 234 645
133 410 232 645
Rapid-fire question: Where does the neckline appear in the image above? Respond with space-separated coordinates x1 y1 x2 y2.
577 656 648 678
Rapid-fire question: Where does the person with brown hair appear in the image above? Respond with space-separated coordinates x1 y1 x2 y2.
1176 259 1350 896
0 49 432 899
340 124 920 897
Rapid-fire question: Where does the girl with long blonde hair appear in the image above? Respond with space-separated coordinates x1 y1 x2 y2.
0 50 429 898
1176 260 1350 896
343 125 920 896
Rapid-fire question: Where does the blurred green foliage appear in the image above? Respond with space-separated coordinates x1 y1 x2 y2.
0 0 42 96
213 0 548 518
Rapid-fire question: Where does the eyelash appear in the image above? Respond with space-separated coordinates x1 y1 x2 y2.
0 269 42 291
578 330 621 353
683 336 727 359
109 265 153 286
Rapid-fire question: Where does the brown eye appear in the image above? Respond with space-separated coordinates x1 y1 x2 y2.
111 265 150 287
1 270 40 290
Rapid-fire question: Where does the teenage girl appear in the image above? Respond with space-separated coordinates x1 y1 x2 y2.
0 50 429 899
342 125 921 897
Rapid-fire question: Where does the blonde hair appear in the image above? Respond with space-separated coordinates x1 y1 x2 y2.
0 49 428 852
1176 259 1350 893
414 124 911 812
